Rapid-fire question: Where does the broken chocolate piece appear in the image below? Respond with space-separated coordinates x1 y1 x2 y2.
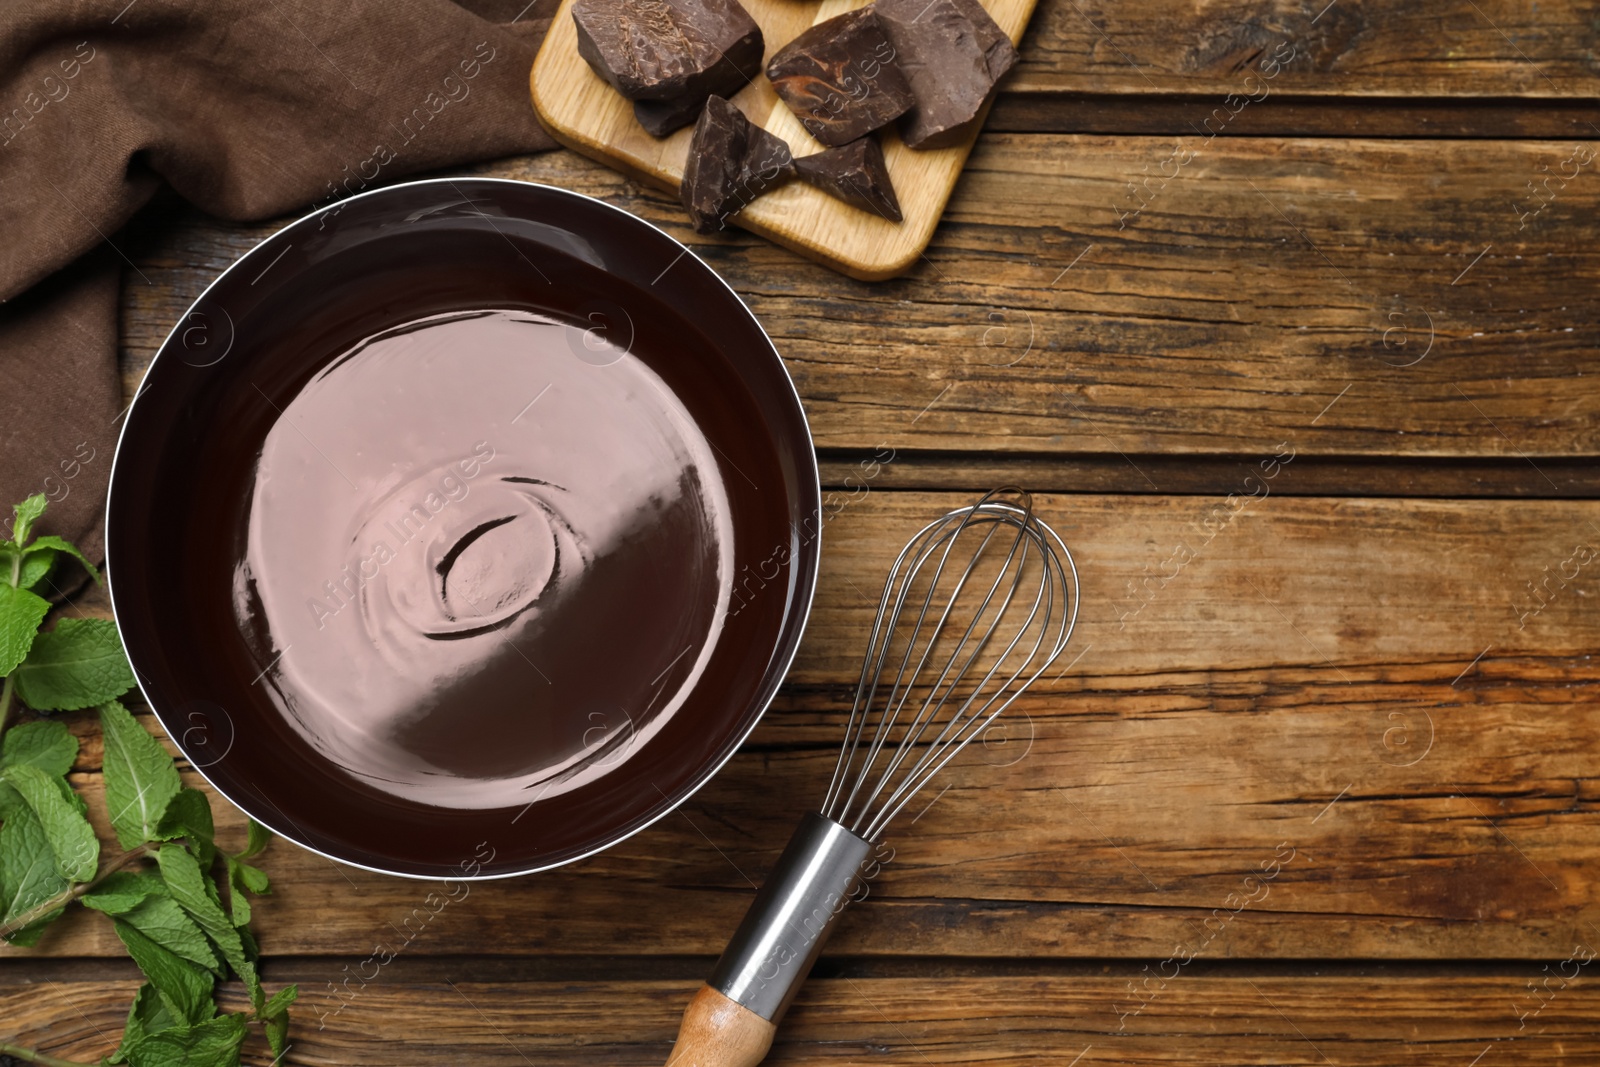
634 95 706 138
795 137 902 222
738 117 798 192
960 0 1020 79
875 0 1018 150
680 96 797 234
765 8 915 147
572 0 763 102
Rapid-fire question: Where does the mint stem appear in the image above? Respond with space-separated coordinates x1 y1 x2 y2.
0 844 150 941
0 1042 99 1067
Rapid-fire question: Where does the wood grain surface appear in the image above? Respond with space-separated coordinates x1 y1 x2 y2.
5 975 1600 1065
115 137 1600 464
530 0 1040 278
6 493 1597 966
1009 0 1600 97
6 0 1600 1062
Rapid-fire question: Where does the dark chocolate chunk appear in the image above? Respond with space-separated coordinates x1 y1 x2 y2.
960 0 1020 78
572 0 763 103
795 137 902 222
874 0 1018 150
765 8 915 147
680 97 797 234
738 118 798 193
634 95 707 137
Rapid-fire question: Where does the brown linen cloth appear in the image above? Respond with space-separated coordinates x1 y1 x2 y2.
0 0 558 566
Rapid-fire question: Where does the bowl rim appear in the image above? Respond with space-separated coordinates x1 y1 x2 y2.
105 175 822 881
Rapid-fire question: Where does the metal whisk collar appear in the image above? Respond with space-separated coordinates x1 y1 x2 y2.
823 488 1079 841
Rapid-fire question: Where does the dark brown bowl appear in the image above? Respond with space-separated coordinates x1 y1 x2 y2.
106 178 819 879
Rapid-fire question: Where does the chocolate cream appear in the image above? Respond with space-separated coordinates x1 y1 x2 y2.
233 309 733 810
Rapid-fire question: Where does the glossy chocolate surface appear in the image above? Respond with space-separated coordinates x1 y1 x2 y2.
241 308 734 811
107 180 819 878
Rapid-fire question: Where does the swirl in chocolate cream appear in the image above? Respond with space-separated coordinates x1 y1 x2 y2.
233 309 734 810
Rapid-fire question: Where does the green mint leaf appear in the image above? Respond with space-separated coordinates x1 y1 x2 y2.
236 818 271 861
15 617 136 711
157 844 259 1004
263 1012 289 1061
81 870 168 915
221 817 271 928
0 765 75 821
157 788 215 867
0 719 79 817
261 983 297 1061
0 805 69 945
221 857 251 926
118 982 181 1060
120 1010 247 1067
11 494 48 547
237 921 259 961
235 861 269 894
1 763 98 882
113 920 217 1027
0 583 50 677
221 854 270 927
25 534 101 585
261 982 298 1017
120 893 221 971
20 550 55 591
1 544 55 591
100 700 183 849
1 718 78 776
198 865 242 962
245 965 264 1013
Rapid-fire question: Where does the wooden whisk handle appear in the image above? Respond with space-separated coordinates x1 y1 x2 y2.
665 985 776 1067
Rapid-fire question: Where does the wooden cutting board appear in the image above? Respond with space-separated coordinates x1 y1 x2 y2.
528 0 1038 281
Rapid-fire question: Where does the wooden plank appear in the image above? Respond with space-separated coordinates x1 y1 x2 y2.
7 492 1600 961
531 0 1040 280
988 93 1600 139
119 136 1600 459
1012 0 1600 98
5 975 1600 1065
813 451 1600 498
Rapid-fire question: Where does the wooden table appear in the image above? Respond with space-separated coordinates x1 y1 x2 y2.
7 2 1600 1062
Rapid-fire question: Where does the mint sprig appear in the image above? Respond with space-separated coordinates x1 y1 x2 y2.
15 618 138 713
0 494 296 1066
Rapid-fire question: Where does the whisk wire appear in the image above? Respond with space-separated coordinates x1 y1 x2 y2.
827 501 1017 828
847 512 1036 828
864 534 1051 833
863 538 1065 839
820 488 1080 842
821 505 999 819
819 529 924 817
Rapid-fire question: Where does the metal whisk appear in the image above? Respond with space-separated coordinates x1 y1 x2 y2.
666 488 1080 1066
